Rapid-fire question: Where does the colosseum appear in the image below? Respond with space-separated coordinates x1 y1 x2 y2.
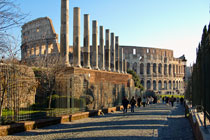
122 46 186 95
20 17 186 95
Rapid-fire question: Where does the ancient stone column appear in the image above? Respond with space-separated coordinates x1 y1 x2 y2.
120 48 124 73
83 14 90 68
73 7 81 67
60 0 70 66
111 33 115 71
124 59 127 73
99 26 105 70
115 36 120 72
92 20 98 69
105 29 110 71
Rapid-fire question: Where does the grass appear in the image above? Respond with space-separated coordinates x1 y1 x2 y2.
2 110 45 116
159 95 184 98
2 108 81 117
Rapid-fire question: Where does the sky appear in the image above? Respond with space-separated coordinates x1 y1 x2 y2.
11 0 210 66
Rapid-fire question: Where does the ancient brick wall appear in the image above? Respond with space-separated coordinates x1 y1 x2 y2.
55 67 135 110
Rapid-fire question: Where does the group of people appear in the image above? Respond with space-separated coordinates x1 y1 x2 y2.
162 96 184 107
122 95 158 113
122 95 185 113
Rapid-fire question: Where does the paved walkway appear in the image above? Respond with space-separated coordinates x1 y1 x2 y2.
0 103 194 140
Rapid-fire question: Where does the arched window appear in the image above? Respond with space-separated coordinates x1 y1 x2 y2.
140 63 144 74
158 80 162 90
169 81 172 89
158 64 162 74
173 81 175 89
164 64 167 75
153 63 156 73
133 62 137 73
127 62 130 70
169 64 172 75
147 63 151 74
153 80 156 90
164 81 167 90
147 80 151 90
141 80 144 87
176 81 178 89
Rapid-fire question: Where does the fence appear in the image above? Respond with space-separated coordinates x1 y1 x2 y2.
0 63 140 125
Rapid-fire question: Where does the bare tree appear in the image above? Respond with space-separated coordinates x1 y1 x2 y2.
0 0 26 32
0 0 26 59
33 55 62 109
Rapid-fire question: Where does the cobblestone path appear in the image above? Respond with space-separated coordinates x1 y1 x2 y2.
0 103 194 140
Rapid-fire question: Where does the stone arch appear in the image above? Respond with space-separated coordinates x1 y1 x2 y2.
164 81 167 90
141 80 144 87
158 80 162 90
158 63 162 74
169 81 172 89
147 63 150 74
140 63 144 74
153 80 156 90
127 62 130 70
173 64 175 74
164 64 167 75
176 81 178 89
153 63 156 73
173 81 175 89
169 64 172 75
147 80 151 90
179 81 181 89
133 62 137 73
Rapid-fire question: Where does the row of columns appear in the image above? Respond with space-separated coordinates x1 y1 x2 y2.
72 7 126 73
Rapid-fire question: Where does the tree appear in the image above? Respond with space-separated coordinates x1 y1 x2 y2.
0 0 26 59
32 55 62 109
127 69 144 91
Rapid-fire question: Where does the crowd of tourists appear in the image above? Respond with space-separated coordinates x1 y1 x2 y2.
122 95 158 113
122 95 184 113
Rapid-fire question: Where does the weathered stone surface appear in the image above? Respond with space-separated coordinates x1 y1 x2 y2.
21 17 60 65
83 14 90 68
0 64 36 108
55 67 133 110
111 33 115 72
73 7 81 67
92 20 98 69
99 26 105 70
105 29 110 71
60 0 70 66
122 46 186 95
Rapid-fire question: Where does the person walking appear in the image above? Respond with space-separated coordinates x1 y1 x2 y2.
122 96 129 113
130 96 136 113
142 97 146 107
170 96 175 107
137 96 142 107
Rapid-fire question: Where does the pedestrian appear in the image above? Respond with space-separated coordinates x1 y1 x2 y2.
170 96 175 107
130 96 136 112
162 96 165 103
122 96 129 113
180 97 184 105
142 97 146 107
165 96 169 104
137 96 142 107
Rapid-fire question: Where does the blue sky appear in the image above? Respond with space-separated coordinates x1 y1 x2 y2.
12 0 210 66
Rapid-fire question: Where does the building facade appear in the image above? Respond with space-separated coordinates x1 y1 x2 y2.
21 17 60 65
122 46 186 95
20 17 187 95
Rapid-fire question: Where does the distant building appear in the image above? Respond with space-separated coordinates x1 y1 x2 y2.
20 17 187 95
122 46 186 95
